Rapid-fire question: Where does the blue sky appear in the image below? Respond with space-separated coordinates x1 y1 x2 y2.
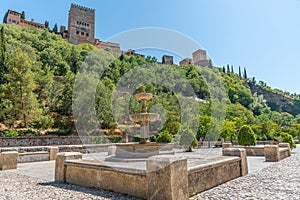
1 0 300 93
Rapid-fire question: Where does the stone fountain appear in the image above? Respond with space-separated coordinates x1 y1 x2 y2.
106 88 174 160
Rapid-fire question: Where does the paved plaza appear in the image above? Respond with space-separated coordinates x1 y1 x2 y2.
0 145 299 199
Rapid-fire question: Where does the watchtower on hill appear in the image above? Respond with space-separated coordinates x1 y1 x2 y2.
68 4 95 45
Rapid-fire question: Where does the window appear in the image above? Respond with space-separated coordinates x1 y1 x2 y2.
12 20 16 23
76 31 79 35
81 32 84 35
87 24 89 27
86 33 89 37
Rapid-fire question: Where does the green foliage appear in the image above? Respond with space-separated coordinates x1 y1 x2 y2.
133 136 140 142
0 48 39 127
237 125 257 146
17 128 38 136
280 132 296 149
45 129 72 136
156 130 173 143
106 135 122 143
1 23 300 142
30 115 54 130
3 130 19 137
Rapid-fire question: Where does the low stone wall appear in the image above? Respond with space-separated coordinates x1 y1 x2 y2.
0 136 95 147
65 160 147 198
264 143 291 162
188 156 241 194
55 148 247 199
18 151 49 163
0 144 112 163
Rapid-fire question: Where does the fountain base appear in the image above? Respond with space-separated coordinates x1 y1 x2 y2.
105 143 175 162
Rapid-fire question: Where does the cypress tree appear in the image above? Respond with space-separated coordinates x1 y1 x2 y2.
222 66 226 73
21 11 25 20
44 20 49 29
243 68 248 79
231 65 234 73
238 66 242 78
3 11 8 23
52 23 58 33
227 64 230 73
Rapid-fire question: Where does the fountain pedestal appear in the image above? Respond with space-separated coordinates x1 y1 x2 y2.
105 88 174 161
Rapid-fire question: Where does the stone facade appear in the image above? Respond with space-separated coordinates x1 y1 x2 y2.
68 4 95 45
6 10 45 29
179 58 192 66
162 55 174 65
95 39 121 55
124 49 145 58
192 49 211 67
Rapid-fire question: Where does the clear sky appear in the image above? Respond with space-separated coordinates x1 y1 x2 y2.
1 0 300 93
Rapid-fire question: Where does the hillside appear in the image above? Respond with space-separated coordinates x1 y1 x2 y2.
0 24 299 144
249 84 300 116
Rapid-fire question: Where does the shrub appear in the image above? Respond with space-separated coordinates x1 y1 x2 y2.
238 125 257 146
150 135 157 142
280 132 296 149
106 135 122 143
91 136 106 144
30 115 54 129
3 130 19 137
179 129 198 152
133 136 140 142
17 128 38 136
45 130 72 136
156 130 173 143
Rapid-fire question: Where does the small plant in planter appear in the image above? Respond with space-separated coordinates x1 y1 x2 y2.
179 128 198 152
237 125 256 146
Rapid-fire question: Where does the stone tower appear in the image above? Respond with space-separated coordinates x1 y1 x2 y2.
68 4 95 45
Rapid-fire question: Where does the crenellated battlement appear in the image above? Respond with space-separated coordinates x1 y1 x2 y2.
71 3 95 12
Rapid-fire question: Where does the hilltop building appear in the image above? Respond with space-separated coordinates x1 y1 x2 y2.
62 4 121 54
192 49 210 67
162 55 174 65
3 5 213 66
5 10 45 29
179 58 192 66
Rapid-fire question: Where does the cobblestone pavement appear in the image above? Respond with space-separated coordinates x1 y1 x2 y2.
191 145 300 200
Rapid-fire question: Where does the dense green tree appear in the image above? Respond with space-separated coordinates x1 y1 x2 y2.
221 120 236 142
0 26 7 84
0 48 39 127
238 125 256 146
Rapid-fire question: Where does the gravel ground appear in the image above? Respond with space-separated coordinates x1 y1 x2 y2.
0 146 299 200
0 171 141 200
191 145 300 200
